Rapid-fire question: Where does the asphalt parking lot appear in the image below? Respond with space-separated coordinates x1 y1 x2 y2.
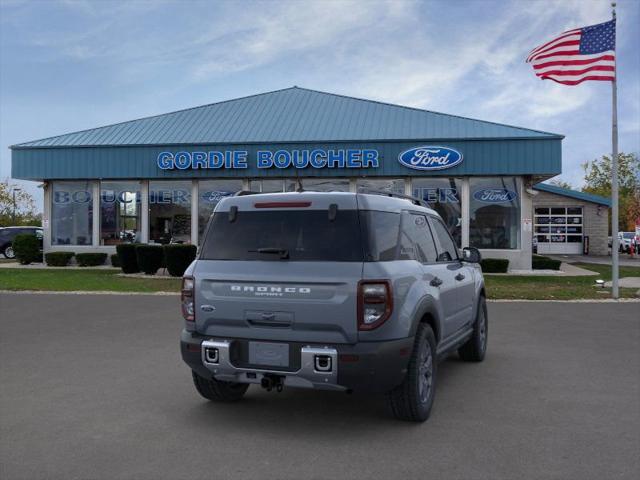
1 294 638 480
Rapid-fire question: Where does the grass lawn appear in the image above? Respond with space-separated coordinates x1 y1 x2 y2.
0 262 638 299
484 263 640 300
0 268 181 293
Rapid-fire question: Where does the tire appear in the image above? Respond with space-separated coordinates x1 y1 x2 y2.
191 371 249 402
458 295 488 362
3 245 15 259
386 324 437 422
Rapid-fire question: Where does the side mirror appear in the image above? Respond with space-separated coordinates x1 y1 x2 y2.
462 247 482 264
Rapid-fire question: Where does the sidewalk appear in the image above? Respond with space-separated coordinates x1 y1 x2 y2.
547 254 640 267
487 262 599 277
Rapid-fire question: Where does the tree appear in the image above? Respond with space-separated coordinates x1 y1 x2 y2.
582 152 640 232
0 180 41 227
547 177 573 190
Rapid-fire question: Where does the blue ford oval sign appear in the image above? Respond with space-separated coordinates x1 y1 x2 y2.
398 146 463 171
473 188 518 203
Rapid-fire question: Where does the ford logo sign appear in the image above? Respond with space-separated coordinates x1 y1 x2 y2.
473 188 518 203
398 146 463 171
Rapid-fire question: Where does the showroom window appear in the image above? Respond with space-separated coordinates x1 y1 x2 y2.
287 178 350 192
249 179 285 193
198 179 243 243
100 181 141 245
413 177 463 247
469 177 520 249
51 181 93 245
357 178 405 195
149 181 192 244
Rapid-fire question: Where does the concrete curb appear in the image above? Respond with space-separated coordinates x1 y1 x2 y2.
0 290 179 296
0 290 638 302
487 298 640 303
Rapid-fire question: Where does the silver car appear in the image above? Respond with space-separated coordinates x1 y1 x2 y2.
180 191 487 422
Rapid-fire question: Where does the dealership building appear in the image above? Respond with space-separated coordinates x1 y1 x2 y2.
10 87 611 269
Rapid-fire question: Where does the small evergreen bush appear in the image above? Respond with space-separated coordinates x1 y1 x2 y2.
135 245 164 275
163 244 197 277
480 258 509 273
45 252 74 267
110 254 121 268
12 234 41 265
116 244 139 273
532 255 562 270
75 253 108 267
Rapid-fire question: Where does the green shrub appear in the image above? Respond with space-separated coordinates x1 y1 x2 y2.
135 245 164 275
480 258 510 273
532 255 562 270
116 244 139 273
75 253 108 267
12 234 41 265
45 252 75 267
163 244 197 277
110 254 121 268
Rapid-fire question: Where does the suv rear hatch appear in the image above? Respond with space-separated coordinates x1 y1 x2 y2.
194 193 363 344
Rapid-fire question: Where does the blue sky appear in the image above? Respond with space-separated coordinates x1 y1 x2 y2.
1 0 638 210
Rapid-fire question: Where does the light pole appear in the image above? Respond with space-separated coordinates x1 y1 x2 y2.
12 187 22 224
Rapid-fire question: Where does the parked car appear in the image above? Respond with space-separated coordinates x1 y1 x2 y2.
180 191 487 422
619 232 635 253
0 226 43 259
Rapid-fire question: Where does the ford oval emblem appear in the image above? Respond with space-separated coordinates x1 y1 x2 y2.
473 188 518 203
398 146 463 171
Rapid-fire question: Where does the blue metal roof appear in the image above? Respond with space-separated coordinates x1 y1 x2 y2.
12 87 562 148
533 183 611 206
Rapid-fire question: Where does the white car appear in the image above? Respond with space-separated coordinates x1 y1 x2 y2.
619 232 635 252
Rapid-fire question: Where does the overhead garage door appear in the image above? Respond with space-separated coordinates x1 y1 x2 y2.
535 207 583 254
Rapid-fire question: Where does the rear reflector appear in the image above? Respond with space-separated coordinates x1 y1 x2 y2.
254 202 312 208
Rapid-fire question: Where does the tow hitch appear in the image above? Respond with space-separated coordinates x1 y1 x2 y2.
261 374 285 392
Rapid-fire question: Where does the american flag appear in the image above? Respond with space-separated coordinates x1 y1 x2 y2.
526 19 616 85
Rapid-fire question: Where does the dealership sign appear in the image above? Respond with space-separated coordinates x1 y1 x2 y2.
398 146 463 171
156 149 380 170
473 188 517 203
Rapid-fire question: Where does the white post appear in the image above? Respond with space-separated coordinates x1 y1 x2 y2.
461 178 470 248
611 2 619 298
92 181 100 247
191 180 199 245
43 182 52 252
140 181 149 243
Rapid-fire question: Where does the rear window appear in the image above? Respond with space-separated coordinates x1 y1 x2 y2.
200 210 364 262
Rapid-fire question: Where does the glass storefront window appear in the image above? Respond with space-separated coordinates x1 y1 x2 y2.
149 181 192 244
413 177 462 247
469 177 520 249
250 179 284 193
198 179 243 243
356 178 405 195
51 181 93 245
288 178 350 192
100 181 141 245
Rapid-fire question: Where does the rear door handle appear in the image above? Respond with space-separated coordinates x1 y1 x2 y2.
430 277 443 287
455 273 465 281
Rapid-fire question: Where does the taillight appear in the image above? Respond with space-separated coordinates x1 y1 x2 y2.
181 276 195 323
358 280 393 330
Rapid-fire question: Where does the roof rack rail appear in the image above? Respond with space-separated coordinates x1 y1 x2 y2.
359 189 429 208
233 190 259 196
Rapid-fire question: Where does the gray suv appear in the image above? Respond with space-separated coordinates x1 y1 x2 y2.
180 191 487 422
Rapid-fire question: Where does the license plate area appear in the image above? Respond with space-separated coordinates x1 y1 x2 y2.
248 341 290 368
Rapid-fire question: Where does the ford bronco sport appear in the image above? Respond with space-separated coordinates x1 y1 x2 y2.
180 191 487 422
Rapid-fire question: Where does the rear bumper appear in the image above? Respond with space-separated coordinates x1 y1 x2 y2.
180 330 413 393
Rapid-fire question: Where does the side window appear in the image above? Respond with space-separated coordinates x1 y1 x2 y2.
430 217 459 262
400 212 438 263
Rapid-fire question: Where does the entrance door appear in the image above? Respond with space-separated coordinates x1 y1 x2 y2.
535 207 583 254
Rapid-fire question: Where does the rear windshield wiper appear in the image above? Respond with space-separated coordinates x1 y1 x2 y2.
248 247 290 259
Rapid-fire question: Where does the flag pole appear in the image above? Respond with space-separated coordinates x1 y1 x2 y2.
611 1 619 299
